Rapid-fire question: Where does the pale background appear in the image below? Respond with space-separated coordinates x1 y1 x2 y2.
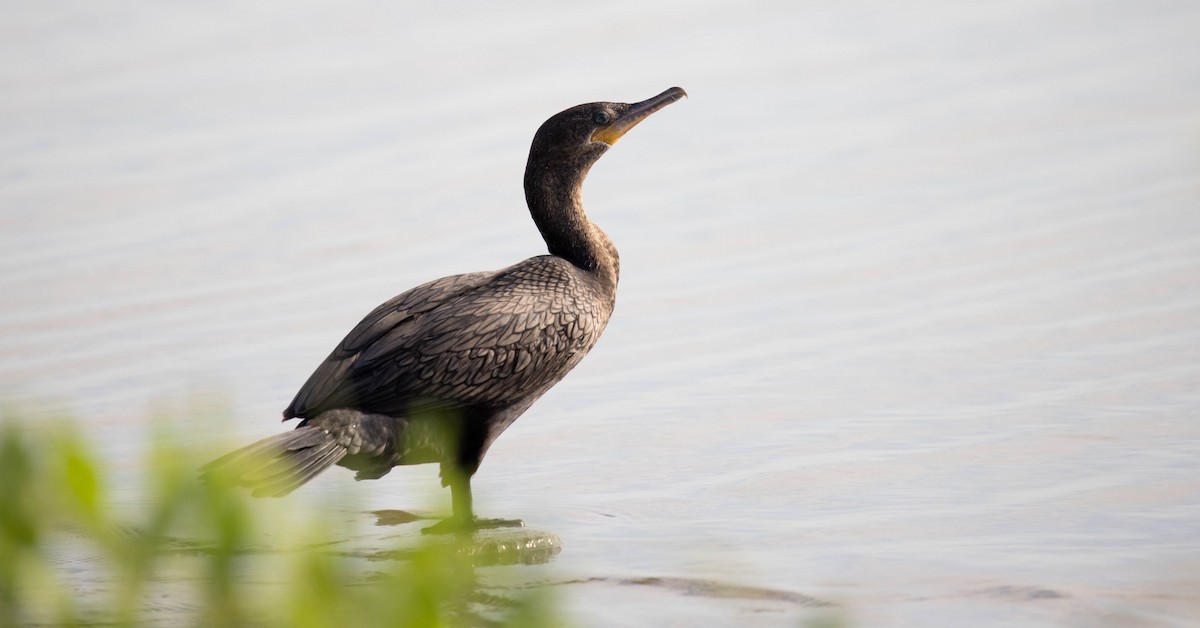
3 1 1199 625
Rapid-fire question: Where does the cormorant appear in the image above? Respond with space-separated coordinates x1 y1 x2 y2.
202 87 686 532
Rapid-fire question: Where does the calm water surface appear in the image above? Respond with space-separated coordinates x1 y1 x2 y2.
3 1 1199 625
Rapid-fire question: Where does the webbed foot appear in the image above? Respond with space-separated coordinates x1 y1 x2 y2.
421 517 525 535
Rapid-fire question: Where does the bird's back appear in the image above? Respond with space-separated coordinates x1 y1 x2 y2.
285 255 616 420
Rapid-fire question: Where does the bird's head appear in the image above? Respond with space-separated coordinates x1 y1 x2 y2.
528 86 687 167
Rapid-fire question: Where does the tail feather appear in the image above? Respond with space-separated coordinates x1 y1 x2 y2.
238 437 334 484
201 427 346 497
250 440 345 497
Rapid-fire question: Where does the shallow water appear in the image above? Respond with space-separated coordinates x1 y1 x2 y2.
3 1 1200 625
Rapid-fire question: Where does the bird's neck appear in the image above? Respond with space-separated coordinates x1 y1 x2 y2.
524 157 619 290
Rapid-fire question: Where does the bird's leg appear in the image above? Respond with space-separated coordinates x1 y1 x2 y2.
422 467 523 534
450 469 475 524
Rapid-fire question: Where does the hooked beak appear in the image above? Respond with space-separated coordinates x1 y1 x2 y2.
591 86 687 146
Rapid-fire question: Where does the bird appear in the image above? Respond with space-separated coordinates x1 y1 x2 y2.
201 87 686 533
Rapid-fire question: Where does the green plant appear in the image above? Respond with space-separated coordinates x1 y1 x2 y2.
0 414 561 627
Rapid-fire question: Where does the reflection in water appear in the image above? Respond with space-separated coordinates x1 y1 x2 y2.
562 576 831 608
363 510 563 567
141 513 564 624
370 508 425 526
153 513 562 565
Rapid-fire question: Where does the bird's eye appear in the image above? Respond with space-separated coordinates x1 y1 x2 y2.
592 111 610 125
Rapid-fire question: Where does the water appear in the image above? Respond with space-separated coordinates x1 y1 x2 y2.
3 1 1200 625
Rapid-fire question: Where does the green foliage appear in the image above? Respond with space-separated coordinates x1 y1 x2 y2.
0 415 562 628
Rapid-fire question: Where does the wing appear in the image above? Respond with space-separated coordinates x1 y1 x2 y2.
284 271 494 419
284 257 611 420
